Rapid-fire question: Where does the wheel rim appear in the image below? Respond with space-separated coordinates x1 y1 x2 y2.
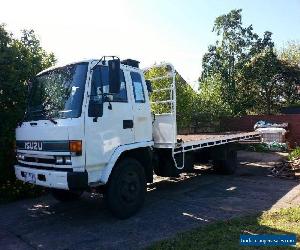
119 170 140 203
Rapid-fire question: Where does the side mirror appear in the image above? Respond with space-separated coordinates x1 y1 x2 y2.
88 98 103 118
108 59 121 94
146 80 152 93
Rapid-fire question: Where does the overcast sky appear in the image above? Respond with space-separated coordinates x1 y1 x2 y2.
1 0 300 90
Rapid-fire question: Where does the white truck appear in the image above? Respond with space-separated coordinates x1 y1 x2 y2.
14 57 259 218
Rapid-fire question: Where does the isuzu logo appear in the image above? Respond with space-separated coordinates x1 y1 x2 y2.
17 140 69 152
24 141 43 151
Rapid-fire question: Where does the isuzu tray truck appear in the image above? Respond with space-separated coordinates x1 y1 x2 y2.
14 57 259 218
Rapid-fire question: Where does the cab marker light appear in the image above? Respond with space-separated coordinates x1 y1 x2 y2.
69 140 82 156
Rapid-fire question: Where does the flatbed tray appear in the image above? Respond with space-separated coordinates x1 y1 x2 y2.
177 131 256 143
172 131 260 153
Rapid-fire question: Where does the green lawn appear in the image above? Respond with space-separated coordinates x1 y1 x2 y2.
149 206 300 250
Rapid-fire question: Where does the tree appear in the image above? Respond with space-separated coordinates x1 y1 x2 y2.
201 9 259 114
196 74 232 124
0 24 56 181
278 41 300 106
279 41 300 65
200 9 276 115
200 9 300 115
245 48 282 114
278 61 300 106
248 41 300 114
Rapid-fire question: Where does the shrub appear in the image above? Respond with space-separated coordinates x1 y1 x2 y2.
0 24 55 183
0 180 45 204
288 147 300 161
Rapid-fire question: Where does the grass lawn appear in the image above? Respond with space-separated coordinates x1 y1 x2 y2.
149 206 300 250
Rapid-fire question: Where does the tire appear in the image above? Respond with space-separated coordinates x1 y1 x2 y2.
51 189 83 202
106 158 146 219
213 150 237 175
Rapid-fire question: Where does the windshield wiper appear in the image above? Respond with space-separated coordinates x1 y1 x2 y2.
29 109 58 124
42 110 58 124
47 117 58 125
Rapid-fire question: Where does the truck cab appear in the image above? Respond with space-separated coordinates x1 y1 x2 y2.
15 58 154 218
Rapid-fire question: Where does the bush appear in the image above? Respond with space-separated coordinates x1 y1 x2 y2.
197 74 232 127
288 147 300 161
144 66 232 132
0 180 45 204
0 24 55 183
144 64 198 130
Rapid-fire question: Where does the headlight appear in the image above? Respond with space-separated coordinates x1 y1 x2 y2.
55 156 72 165
55 156 64 164
64 156 72 165
17 154 25 161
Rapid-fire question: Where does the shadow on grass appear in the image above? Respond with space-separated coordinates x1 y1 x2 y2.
148 207 300 250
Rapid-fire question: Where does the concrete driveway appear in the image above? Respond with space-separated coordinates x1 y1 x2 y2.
1 151 300 250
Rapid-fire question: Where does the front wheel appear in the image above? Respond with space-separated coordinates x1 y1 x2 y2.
106 158 146 219
51 189 83 202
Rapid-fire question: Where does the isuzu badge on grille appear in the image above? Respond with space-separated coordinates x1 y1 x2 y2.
24 141 43 151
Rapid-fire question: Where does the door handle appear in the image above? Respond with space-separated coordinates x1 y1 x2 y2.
123 120 134 129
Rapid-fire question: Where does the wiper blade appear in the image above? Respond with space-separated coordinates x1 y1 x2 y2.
33 109 58 124
47 117 58 124
42 111 57 124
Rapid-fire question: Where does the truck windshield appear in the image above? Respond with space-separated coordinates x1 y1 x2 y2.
25 62 88 121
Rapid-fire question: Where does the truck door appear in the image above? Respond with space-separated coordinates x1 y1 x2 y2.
85 65 134 181
129 71 152 143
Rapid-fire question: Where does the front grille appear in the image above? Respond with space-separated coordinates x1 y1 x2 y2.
22 156 56 164
18 162 73 172
17 152 72 168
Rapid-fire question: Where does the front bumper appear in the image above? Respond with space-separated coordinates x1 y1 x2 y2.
14 165 88 190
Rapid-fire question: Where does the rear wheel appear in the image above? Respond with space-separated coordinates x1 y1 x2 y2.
213 150 237 175
51 189 83 202
106 158 146 219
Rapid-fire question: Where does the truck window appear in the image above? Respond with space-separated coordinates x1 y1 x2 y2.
91 66 127 102
130 72 145 103
26 62 88 120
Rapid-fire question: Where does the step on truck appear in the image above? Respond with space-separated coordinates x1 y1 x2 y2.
14 57 259 219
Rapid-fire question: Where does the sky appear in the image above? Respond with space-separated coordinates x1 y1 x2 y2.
1 0 300 90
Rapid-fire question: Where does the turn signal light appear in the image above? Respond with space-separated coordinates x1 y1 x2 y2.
69 140 82 156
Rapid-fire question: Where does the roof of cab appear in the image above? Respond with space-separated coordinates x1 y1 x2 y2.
37 58 140 75
37 59 98 75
